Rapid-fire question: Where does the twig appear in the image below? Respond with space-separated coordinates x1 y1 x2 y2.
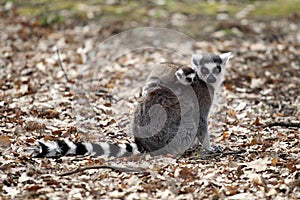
263 122 300 128
56 46 71 83
95 89 115 99
58 164 146 176
199 150 246 160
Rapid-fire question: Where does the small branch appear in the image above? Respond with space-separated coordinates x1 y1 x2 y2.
263 122 300 128
56 46 71 83
58 165 146 176
95 89 115 99
199 150 246 160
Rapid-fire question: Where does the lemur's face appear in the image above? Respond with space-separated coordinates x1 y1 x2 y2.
175 67 197 85
191 52 232 88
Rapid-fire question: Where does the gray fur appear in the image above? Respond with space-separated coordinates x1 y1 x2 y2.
91 144 104 157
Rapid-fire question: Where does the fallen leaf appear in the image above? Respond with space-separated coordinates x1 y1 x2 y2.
271 157 279 166
253 117 263 126
0 135 11 148
224 83 234 91
225 185 238 195
250 138 257 146
275 113 284 117
222 131 229 140
39 109 60 119
286 161 297 172
46 180 60 185
235 102 247 111
227 109 237 118
26 138 35 143
44 135 55 141
236 165 244 177
25 185 43 191
0 135 11 144
53 129 63 135
178 167 197 181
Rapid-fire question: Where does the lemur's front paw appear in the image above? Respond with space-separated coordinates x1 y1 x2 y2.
204 145 223 154
212 145 223 153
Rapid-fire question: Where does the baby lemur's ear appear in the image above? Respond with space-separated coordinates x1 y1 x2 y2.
219 52 233 66
191 54 203 67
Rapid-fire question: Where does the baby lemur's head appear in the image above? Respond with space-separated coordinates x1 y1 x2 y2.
175 67 197 85
190 52 232 89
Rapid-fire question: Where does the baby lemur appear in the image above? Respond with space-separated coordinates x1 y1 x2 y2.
32 53 232 158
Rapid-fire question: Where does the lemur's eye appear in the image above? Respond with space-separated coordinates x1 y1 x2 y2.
201 67 209 75
186 77 192 83
213 66 221 74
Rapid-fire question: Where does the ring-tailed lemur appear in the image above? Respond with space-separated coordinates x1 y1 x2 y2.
31 53 232 158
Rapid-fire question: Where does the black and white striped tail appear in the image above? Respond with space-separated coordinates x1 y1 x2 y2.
31 139 141 158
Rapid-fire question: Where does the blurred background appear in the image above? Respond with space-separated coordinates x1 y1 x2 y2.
2 0 300 40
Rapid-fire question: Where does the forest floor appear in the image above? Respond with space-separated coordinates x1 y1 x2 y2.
0 1 299 199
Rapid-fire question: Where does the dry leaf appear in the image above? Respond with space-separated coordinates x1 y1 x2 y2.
25 138 35 143
44 135 55 141
250 138 256 146
275 113 284 117
0 135 11 148
236 165 244 177
25 185 43 191
253 117 263 126
224 83 234 91
222 131 229 140
178 167 197 181
53 129 63 135
40 109 60 119
227 109 237 118
271 157 279 166
0 135 11 144
235 102 247 111
286 161 297 172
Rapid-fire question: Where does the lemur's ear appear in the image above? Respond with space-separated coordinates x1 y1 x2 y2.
220 52 233 66
191 54 203 67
